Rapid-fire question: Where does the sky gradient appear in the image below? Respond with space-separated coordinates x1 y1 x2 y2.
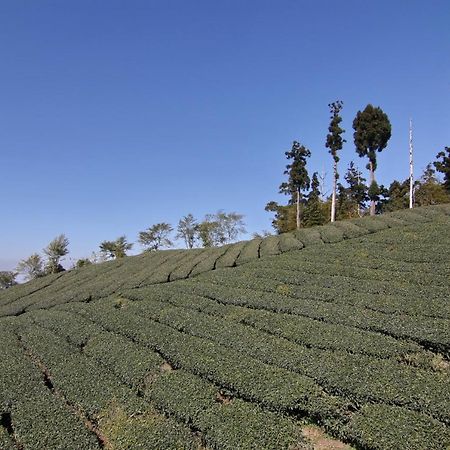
1 0 449 270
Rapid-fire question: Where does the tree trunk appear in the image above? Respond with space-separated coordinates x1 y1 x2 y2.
331 160 337 222
296 189 301 229
369 161 376 216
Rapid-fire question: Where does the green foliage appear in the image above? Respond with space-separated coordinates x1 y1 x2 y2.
0 206 449 450
43 234 69 274
16 253 44 281
279 141 311 197
303 173 327 227
336 162 368 219
149 369 305 450
381 179 410 212
279 140 311 228
198 211 246 247
348 404 450 450
414 164 450 206
352 104 392 172
99 235 133 259
75 258 92 269
138 223 173 251
434 146 450 192
176 214 198 249
264 201 297 234
235 238 262 266
0 272 17 290
325 100 345 165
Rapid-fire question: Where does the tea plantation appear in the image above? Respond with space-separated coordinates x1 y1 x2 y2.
0 204 449 449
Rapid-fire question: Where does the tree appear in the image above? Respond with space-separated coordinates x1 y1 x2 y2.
17 253 44 281
381 179 410 212
138 223 173 251
279 141 311 229
414 164 450 206
0 271 17 289
353 104 392 215
197 220 218 247
325 100 346 222
43 234 69 274
303 172 327 227
434 146 450 193
176 214 198 249
264 201 297 234
344 162 367 217
197 211 246 247
213 211 246 244
99 236 133 259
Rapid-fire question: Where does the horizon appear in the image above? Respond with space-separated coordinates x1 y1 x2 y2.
1 0 449 270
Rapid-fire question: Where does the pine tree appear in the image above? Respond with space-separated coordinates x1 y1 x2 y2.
325 101 345 222
304 172 327 227
353 104 391 215
279 141 311 229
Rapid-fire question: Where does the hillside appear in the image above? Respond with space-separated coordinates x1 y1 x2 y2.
0 204 449 450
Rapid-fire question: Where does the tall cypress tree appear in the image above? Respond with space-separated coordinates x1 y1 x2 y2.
353 104 391 215
279 141 311 229
325 100 345 222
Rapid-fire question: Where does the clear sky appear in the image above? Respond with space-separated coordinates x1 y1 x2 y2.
1 0 449 270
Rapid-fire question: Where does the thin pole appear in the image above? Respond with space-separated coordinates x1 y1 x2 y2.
409 118 414 208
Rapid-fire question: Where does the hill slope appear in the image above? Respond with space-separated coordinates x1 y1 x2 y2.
0 205 449 450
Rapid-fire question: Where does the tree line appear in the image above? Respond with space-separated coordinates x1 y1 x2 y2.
266 103 450 234
2 103 449 288
0 211 246 287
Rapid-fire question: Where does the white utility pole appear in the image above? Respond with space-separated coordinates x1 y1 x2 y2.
409 118 414 208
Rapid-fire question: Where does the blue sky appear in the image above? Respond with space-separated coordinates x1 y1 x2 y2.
1 0 449 270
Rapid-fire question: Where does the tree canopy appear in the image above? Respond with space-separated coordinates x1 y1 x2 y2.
44 234 69 274
279 141 311 229
99 236 133 259
0 271 17 289
138 223 174 251
17 253 44 281
176 214 199 249
434 146 450 193
353 104 391 215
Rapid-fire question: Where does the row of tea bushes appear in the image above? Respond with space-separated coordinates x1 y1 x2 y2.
0 321 100 449
122 296 450 423
175 278 450 357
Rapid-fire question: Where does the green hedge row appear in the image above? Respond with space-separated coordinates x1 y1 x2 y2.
347 403 450 450
258 235 281 257
222 265 450 320
235 238 262 266
176 279 450 357
148 369 305 450
165 249 207 282
17 319 204 447
27 309 164 390
215 241 246 269
19 309 310 449
122 297 450 423
123 284 425 359
188 246 229 278
0 322 100 449
17 322 145 417
58 301 349 429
